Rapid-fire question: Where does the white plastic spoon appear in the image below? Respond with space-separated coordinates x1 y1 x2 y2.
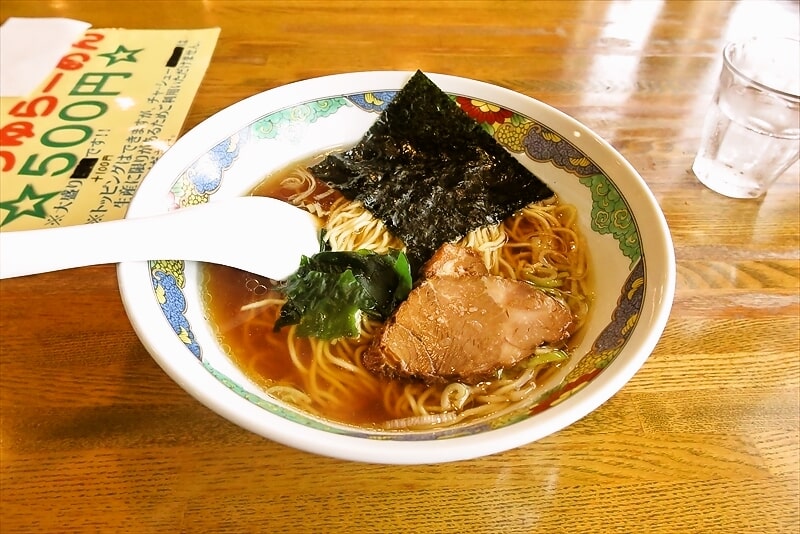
0 196 320 280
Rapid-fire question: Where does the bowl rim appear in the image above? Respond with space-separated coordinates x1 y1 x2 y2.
118 70 676 464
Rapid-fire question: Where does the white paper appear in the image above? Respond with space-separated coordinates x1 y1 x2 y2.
0 17 91 97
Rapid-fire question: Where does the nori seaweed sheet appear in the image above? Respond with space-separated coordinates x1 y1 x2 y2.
309 70 554 273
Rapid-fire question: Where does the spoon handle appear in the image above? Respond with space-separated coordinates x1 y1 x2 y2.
0 212 179 279
0 197 319 280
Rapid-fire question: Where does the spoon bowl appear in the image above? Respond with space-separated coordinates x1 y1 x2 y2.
0 197 320 280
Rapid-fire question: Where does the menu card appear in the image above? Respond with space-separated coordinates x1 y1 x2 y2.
0 25 219 231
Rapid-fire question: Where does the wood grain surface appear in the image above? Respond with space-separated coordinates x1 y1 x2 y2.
1 1 798 533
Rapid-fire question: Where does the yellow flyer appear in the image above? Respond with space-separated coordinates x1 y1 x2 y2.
0 27 219 231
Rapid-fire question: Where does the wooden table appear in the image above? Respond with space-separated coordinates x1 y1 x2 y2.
1 1 798 532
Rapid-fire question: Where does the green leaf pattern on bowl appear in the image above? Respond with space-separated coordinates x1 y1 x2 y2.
579 174 641 265
252 98 350 139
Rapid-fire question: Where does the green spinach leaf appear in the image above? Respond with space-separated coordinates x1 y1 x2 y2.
274 249 412 340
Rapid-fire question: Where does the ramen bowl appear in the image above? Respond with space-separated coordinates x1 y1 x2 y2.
119 71 675 464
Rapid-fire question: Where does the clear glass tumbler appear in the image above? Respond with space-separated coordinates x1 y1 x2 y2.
692 36 800 199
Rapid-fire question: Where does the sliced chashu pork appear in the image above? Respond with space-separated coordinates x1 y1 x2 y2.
363 244 573 384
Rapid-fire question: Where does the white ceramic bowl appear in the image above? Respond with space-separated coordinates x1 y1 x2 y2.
118 71 675 464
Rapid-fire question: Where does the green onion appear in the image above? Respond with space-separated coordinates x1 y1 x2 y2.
525 348 570 368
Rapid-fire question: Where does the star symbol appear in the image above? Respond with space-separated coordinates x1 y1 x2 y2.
0 184 59 227
98 44 144 66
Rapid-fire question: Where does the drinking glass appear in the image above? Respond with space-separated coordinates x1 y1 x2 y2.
692 36 800 199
